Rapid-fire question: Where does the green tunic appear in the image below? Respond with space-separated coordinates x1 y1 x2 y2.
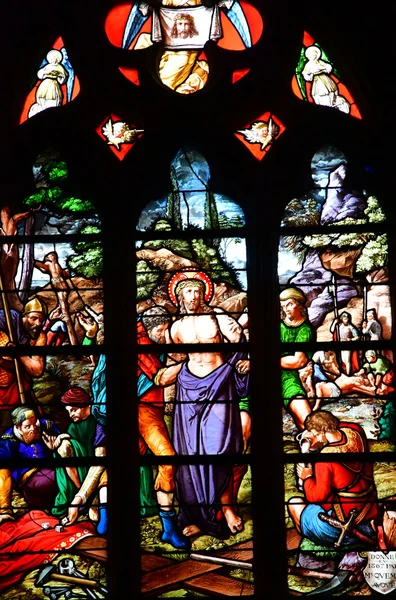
281 320 314 408
363 356 391 377
52 416 97 517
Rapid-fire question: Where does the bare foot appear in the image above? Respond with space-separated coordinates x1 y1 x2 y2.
378 386 394 396
183 525 201 537
223 507 244 534
312 400 322 411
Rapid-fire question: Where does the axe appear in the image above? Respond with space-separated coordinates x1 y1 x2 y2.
305 569 354 596
289 565 357 596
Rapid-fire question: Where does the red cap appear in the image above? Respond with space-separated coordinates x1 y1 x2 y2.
61 387 91 406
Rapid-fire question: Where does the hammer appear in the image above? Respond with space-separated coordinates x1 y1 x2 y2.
35 565 104 591
319 509 376 547
58 558 108 596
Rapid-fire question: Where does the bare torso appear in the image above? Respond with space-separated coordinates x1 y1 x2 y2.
171 310 241 377
0 211 17 236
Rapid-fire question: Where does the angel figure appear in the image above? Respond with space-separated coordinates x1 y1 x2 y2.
102 118 143 150
301 46 350 113
237 119 279 150
28 50 68 118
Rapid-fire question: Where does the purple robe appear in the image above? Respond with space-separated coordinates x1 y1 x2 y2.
173 352 250 538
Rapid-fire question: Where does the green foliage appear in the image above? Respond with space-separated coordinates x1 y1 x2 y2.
217 212 244 260
218 212 244 229
365 195 386 223
378 399 396 441
68 246 102 279
283 198 320 227
355 234 388 273
285 193 388 276
301 231 388 273
143 238 193 260
137 214 241 302
79 225 100 236
47 160 68 183
303 232 370 248
24 156 94 213
136 260 161 301
296 47 308 101
166 167 182 230
191 238 238 287
204 190 219 231
67 226 103 279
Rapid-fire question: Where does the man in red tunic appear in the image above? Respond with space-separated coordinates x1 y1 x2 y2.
137 306 188 549
288 411 378 547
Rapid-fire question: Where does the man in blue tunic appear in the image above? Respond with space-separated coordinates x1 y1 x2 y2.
0 406 59 524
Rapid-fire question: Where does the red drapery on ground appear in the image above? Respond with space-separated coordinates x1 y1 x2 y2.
0 510 96 592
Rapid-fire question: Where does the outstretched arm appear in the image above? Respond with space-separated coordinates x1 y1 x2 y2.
154 362 185 386
13 207 40 223
85 305 99 319
66 446 106 526
34 260 49 274
19 355 45 377
214 308 242 343
281 352 309 370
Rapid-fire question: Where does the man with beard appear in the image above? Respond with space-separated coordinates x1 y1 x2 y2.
137 306 189 549
0 297 47 430
52 387 108 536
280 287 315 431
0 406 60 524
287 411 379 548
171 13 199 39
158 271 250 540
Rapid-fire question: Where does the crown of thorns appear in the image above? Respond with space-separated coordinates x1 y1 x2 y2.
173 12 194 22
168 268 213 306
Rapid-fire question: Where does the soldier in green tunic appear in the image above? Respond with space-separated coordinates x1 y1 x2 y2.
280 287 315 430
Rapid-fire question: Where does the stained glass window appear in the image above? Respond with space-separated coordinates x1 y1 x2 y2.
0 151 107 595
136 148 253 596
1 1 392 598
279 145 395 595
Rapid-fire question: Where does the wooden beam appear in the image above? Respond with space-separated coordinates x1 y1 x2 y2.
141 554 175 572
186 572 254 595
73 536 107 562
141 560 220 595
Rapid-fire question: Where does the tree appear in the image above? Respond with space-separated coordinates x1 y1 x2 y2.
191 238 239 288
218 212 244 260
67 226 103 283
284 195 388 274
165 167 182 230
378 399 396 442
18 151 98 297
204 190 219 230
136 259 161 302
24 151 94 213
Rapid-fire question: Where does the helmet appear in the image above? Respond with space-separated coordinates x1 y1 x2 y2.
23 297 48 316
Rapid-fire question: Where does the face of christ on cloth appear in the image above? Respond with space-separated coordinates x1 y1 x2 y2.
171 14 199 39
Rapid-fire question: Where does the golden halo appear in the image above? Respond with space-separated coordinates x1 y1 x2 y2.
168 268 213 306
